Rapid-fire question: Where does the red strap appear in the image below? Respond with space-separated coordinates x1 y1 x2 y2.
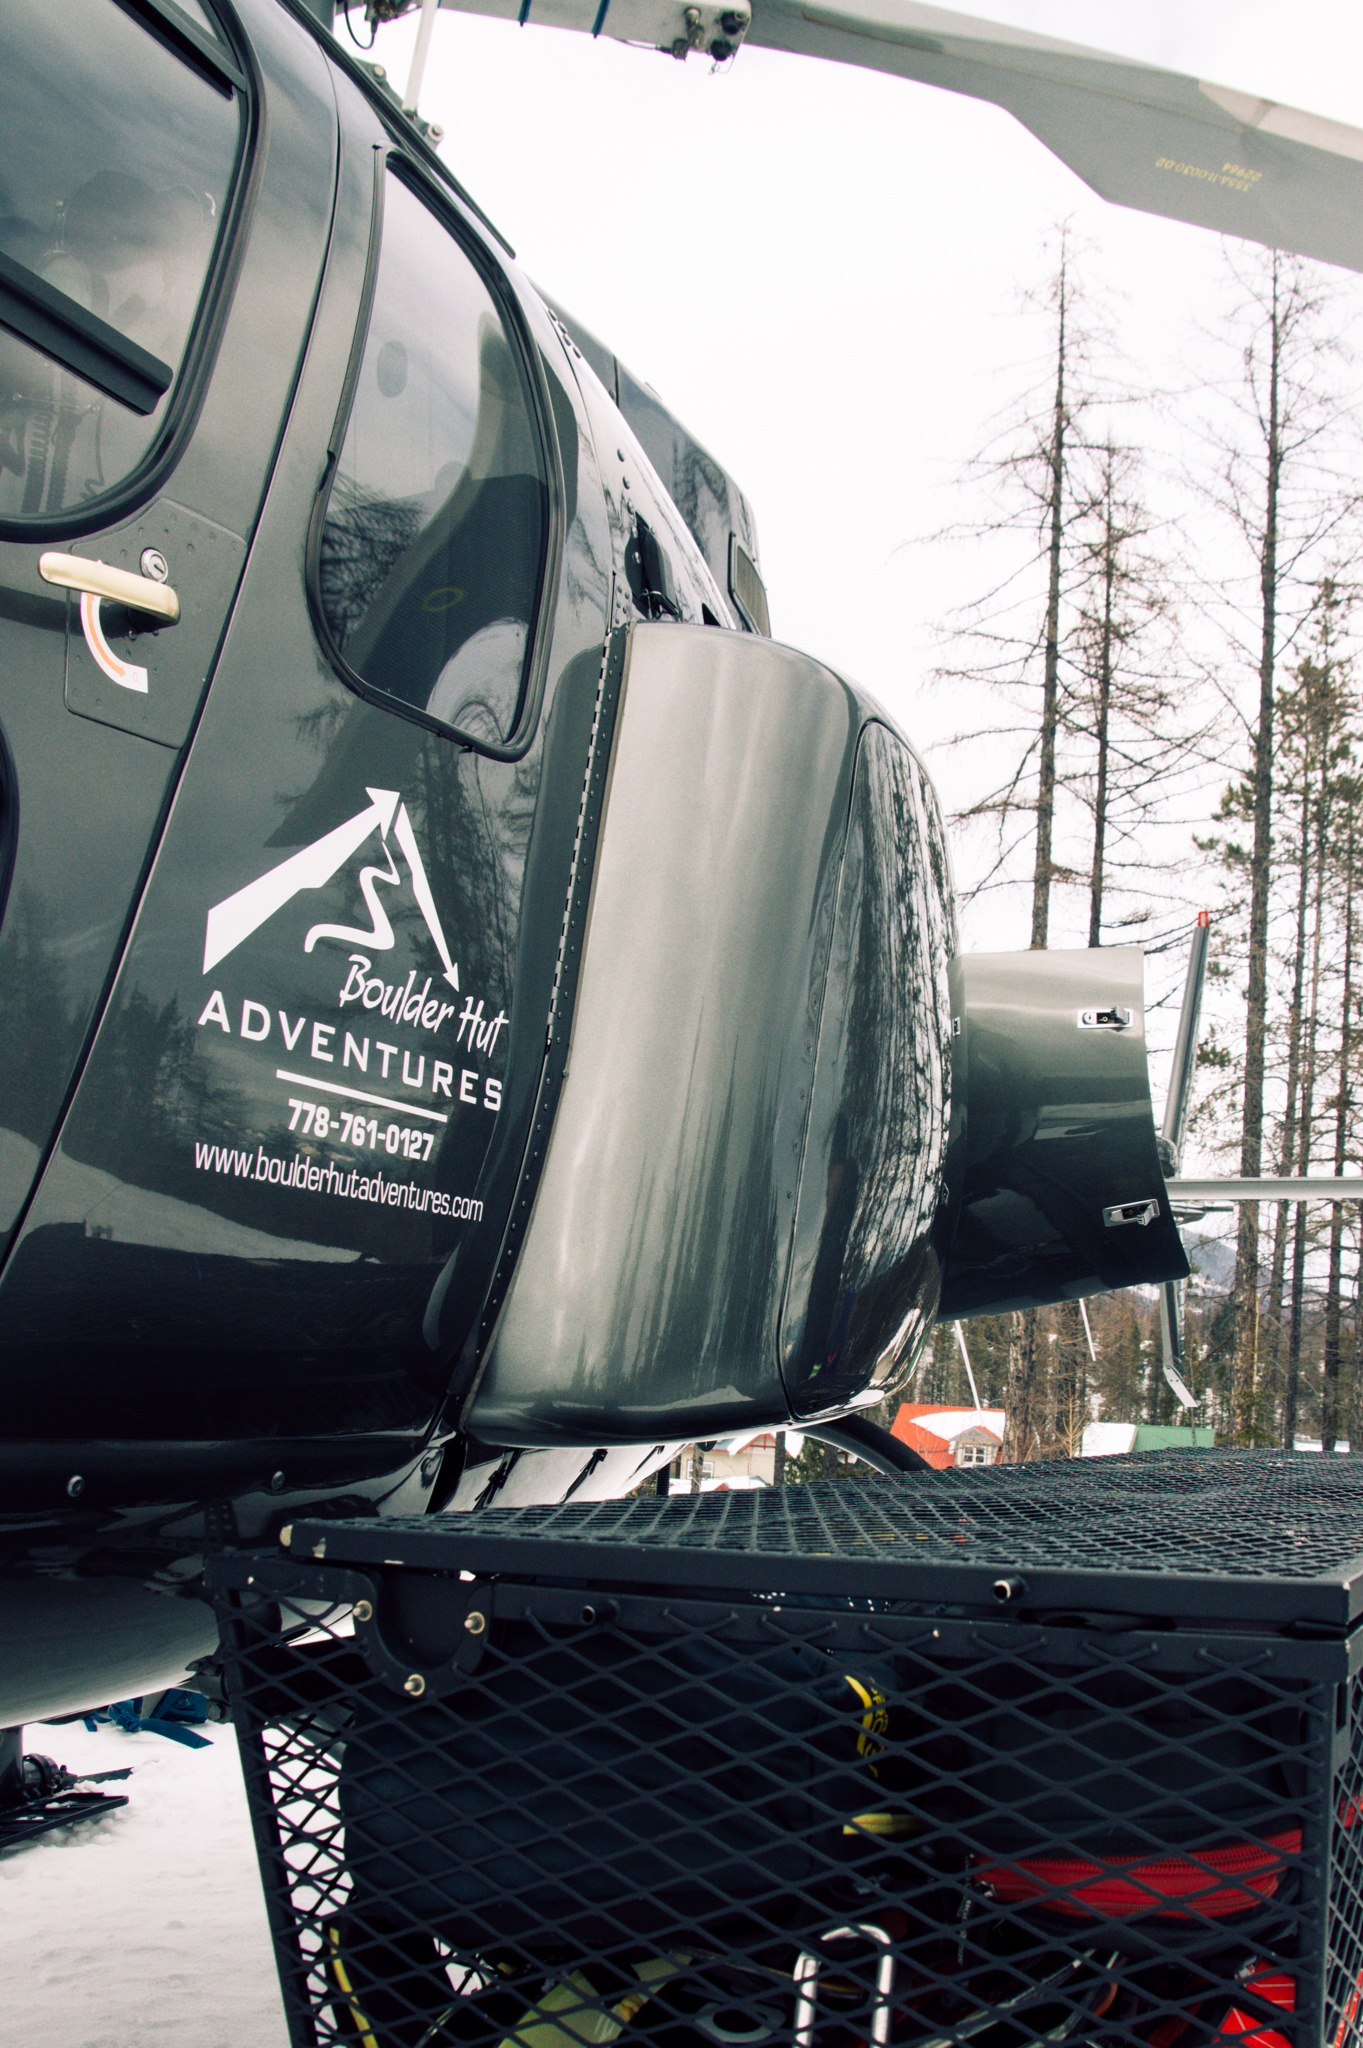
978 1830 1301 1920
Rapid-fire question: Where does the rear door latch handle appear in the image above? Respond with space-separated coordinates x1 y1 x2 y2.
39 550 180 621
1078 1005 1132 1030
39 551 181 698
1104 1199 1161 1229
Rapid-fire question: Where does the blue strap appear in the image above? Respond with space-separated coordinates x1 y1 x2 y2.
101 1696 212 1747
138 1717 212 1749
591 0 610 33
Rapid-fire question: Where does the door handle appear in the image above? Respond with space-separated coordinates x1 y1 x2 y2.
38 551 180 623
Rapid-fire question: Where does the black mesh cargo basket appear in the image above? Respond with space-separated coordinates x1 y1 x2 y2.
208 1451 1363 2048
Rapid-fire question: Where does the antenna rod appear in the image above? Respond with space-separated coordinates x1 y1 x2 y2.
1078 1297 1096 1363
1169 1176 1363 1203
1162 911 1211 1159
403 0 439 111
954 1322 983 1412
1158 1280 1198 1409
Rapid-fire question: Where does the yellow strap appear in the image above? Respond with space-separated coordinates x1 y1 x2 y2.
499 1956 693 2048
843 1673 888 1760
327 1926 380 2048
843 1810 923 1838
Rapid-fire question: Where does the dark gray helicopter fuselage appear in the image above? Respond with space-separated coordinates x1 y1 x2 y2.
0 0 1183 1725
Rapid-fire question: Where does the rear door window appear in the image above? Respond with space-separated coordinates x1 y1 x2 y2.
0 0 244 524
313 170 550 749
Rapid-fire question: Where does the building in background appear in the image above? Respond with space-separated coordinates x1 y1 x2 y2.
892 1404 1005 1469
666 1432 778 1491
1082 1422 1216 1455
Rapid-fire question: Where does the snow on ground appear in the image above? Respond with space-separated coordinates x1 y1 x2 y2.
4 1716 289 2048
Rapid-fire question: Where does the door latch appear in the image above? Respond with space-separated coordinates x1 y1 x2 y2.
1078 1005 1132 1030
1103 1199 1161 1229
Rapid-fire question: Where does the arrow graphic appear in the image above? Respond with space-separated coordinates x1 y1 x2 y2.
393 803 459 989
202 785 462 978
80 591 148 694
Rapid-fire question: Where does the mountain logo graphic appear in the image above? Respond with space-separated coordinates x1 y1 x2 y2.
202 787 459 989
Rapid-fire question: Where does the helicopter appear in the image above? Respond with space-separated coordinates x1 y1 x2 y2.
2 0 1363 1871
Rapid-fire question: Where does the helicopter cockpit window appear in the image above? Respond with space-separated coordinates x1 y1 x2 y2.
0 0 242 525
314 173 549 746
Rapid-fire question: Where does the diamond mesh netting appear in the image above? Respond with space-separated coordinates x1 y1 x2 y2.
209 1462 1363 2048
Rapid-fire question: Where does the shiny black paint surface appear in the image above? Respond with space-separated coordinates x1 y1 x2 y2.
547 299 761 607
780 723 954 1417
465 623 862 1444
0 0 963 1732
939 948 1189 1319
0 61 618 1453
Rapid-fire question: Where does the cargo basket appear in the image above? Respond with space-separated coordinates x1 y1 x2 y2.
209 1451 1363 2048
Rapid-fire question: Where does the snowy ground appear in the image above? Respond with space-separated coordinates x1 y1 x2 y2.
5 1716 289 2048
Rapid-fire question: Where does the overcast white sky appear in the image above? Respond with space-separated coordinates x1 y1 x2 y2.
357 1 1363 1130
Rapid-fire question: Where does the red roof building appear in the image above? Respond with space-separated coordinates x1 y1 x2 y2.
892 1403 1005 1470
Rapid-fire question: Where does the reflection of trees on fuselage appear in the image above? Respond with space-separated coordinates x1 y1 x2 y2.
317 487 422 655
61 987 249 1179
410 731 519 1003
0 890 75 1145
594 1061 783 1418
832 741 948 1387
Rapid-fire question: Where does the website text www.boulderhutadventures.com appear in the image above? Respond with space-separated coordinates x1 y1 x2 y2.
192 1142 483 1219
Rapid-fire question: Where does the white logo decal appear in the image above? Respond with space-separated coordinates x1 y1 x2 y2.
203 786 459 989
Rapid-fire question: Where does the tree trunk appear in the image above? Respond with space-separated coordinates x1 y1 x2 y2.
1232 255 1285 1441
1087 460 1116 949
1054 1303 1085 1455
1030 254 1069 951
772 1432 786 1487
1353 1204 1363 1453
1271 765 1316 1431
1000 1309 1038 1461
1323 816 1355 1451
1285 940 1324 1447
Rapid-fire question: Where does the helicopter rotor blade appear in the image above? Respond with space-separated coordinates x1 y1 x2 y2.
429 0 1363 280
741 0 1363 276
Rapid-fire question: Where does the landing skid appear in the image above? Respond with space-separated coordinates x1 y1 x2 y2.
0 1746 129 1854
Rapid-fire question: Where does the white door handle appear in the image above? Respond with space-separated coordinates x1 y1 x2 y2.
38 551 180 623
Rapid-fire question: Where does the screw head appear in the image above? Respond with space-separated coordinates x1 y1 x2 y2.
403 1672 427 1696
140 547 169 583
463 1610 487 1635
66 1474 84 1499
353 1599 374 1623
279 1524 293 1547
269 1470 286 1493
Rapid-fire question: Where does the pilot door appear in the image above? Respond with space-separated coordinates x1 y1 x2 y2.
0 0 335 1256
0 30 577 1475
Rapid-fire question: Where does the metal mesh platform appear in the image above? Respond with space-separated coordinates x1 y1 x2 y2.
281 1452 1363 1628
210 1453 1363 2048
